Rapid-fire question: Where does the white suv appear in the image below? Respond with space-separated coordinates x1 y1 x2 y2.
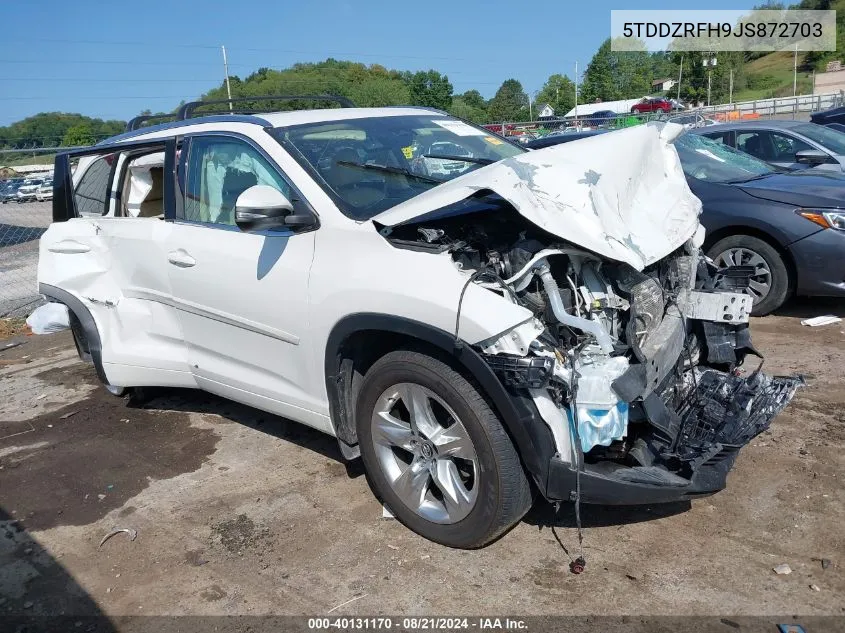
38 101 800 548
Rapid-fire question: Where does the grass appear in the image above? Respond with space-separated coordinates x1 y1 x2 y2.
731 51 815 102
0 153 56 168
0 317 29 339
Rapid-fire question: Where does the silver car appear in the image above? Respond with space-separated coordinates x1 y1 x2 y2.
694 120 845 172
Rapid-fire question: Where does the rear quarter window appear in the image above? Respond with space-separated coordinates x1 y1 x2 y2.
75 156 113 217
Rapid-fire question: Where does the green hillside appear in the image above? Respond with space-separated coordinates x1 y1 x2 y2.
732 51 815 102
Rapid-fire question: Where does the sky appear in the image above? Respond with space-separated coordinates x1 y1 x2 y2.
0 0 744 126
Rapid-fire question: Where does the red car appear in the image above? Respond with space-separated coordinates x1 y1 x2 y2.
631 97 673 114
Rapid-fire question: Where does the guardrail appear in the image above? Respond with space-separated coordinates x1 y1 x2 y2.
690 91 845 120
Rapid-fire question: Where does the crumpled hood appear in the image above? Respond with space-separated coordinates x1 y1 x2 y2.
373 122 702 271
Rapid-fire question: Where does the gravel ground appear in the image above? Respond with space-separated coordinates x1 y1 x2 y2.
0 200 50 317
0 300 843 627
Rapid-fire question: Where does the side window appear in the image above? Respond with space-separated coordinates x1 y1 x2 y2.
736 132 769 161
702 132 730 145
75 155 113 217
183 137 291 226
769 132 813 162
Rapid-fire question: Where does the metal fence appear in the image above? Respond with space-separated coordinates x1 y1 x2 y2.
488 91 845 143
0 201 50 318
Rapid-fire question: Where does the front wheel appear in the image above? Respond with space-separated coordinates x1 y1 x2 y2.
356 350 533 548
707 235 790 315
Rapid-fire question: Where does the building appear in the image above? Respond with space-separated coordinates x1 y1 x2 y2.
652 78 676 92
536 103 555 119
563 98 647 118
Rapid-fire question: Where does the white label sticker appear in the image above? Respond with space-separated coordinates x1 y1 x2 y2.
432 119 486 136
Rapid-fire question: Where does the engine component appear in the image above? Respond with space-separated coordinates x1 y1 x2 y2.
537 263 615 353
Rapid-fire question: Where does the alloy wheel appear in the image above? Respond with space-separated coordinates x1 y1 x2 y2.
371 382 479 524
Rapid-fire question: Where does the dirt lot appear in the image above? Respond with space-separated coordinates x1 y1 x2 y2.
0 300 844 623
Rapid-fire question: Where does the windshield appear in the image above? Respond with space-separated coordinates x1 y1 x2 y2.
674 133 776 183
273 115 524 219
793 123 845 155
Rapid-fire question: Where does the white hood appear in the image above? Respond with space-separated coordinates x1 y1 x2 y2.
373 122 702 271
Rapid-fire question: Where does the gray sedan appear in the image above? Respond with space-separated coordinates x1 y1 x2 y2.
693 120 845 172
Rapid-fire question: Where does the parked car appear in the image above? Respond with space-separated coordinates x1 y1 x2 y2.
630 97 674 114
694 120 845 172
38 106 798 548
809 105 845 127
1 181 23 203
525 130 606 149
675 132 845 314
35 180 53 201
16 178 45 202
524 127 845 314
581 109 617 127
662 113 719 129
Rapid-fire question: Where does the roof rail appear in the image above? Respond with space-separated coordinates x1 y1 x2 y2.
125 113 178 132
124 94 354 132
177 94 355 121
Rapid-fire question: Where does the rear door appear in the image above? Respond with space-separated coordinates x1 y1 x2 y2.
40 140 192 388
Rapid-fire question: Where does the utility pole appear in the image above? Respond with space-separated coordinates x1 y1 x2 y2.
708 71 712 106
729 68 734 104
793 44 798 96
222 45 233 113
528 92 533 121
574 60 579 126
677 55 683 103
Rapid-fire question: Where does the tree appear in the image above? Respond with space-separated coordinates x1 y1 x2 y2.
580 38 653 103
406 70 453 110
535 74 575 117
351 78 410 107
460 89 487 110
488 79 527 122
62 123 95 147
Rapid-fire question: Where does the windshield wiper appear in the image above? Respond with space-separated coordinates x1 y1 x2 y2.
726 173 774 184
422 154 495 165
336 160 444 184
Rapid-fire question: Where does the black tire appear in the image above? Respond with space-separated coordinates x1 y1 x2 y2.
356 350 532 548
707 234 790 316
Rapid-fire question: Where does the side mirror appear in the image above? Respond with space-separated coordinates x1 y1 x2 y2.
795 149 833 166
234 185 315 232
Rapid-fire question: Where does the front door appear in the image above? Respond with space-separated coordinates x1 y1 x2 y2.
163 133 328 430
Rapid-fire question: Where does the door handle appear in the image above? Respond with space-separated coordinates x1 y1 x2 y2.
167 249 196 268
48 240 90 254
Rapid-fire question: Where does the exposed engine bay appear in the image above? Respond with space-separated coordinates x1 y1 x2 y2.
380 203 803 496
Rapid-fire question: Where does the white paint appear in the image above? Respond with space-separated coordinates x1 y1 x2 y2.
375 123 702 271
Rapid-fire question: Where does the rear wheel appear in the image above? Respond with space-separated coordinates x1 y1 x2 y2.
708 235 790 315
356 350 532 548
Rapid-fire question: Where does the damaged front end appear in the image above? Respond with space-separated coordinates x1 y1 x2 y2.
375 124 802 505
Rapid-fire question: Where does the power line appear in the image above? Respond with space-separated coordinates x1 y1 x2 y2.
1 37 479 62
0 77 220 82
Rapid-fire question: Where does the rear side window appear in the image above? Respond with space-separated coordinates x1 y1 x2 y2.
702 131 731 145
75 156 113 217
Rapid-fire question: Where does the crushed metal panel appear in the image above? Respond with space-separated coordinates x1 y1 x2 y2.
373 122 701 271
678 289 752 324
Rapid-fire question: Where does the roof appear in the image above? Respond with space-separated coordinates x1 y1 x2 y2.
652 78 673 86
100 106 440 146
